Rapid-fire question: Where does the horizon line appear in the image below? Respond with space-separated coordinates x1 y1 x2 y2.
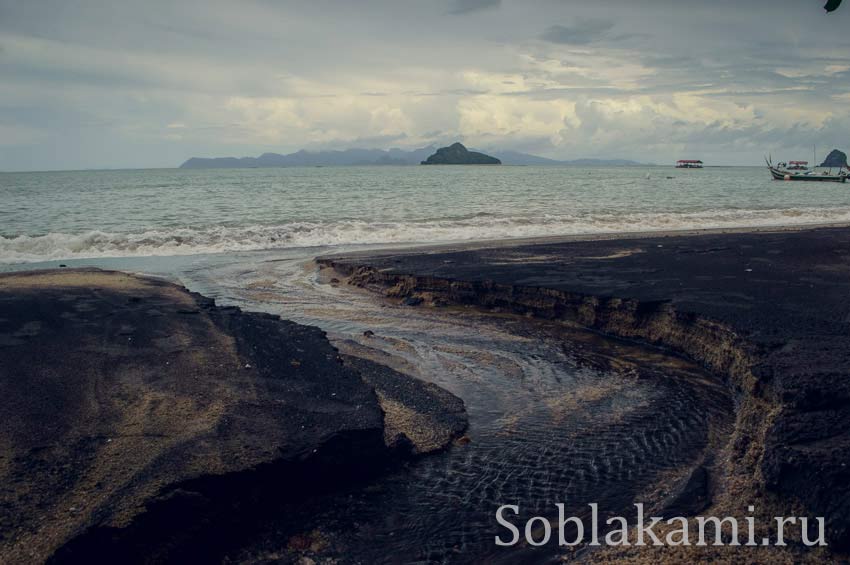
2 163 783 174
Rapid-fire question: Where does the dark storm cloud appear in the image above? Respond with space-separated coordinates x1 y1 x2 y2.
448 0 502 15
0 0 849 169
402 88 490 97
540 19 616 45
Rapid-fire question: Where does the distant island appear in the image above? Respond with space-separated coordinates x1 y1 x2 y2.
420 143 500 165
179 146 646 169
180 147 436 169
819 149 848 168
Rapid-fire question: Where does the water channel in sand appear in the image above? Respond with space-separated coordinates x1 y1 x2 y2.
4 247 732 563
172 248 733 564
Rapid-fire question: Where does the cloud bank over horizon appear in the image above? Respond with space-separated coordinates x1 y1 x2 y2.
1 0 849 170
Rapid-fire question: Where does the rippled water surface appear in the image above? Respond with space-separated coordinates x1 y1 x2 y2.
0 163 755 561
0 242 734 562
3 165 850 262
166 250 733 564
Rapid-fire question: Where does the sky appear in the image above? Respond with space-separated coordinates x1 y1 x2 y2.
1 0 850 170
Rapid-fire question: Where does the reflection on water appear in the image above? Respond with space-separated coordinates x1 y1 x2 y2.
174 251 731 564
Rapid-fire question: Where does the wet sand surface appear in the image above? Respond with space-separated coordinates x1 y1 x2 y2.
0 269 464 563
319 225 850 560
6 223 845 562
178 254 733 563
322 225 850 351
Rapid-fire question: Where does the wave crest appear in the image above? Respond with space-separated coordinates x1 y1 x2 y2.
3 208 850 263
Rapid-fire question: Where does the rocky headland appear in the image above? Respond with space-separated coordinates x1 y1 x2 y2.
420 142 501 165
819 148 848 168
0 269 466 563
179 146 644 168
318 225 850 561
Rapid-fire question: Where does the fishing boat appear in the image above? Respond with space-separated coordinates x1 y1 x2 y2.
766 156 848 182
784 160 810 171
675 159 703 169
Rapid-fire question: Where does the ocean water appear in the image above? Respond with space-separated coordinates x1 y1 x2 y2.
0 165 770 561
2 165 850 263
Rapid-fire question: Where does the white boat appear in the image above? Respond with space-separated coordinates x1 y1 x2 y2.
675 159 703 169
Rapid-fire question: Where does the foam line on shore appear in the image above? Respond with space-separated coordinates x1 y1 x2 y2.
4 208 850 263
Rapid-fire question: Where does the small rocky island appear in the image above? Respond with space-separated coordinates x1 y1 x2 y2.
819 148 848 168
420 142 501 165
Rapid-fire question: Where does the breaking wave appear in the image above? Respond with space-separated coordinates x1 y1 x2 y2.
3 207 850 263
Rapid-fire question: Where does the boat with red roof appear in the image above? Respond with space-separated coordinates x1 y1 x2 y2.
766 156 847 182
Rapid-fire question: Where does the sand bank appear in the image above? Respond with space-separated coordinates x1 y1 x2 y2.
320 225 850 559
0 269 466 563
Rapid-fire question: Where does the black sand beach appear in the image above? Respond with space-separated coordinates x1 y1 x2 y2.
3 225 850 563
320 225 850 561
6 0 850 562
0 269 466 563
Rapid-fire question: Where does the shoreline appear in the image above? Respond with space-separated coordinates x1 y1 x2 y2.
0 269 467 563
3 223 850 561
4 220 850 270
316 219 850 260
320 224 850 560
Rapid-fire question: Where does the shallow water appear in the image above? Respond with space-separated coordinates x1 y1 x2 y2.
1 162 837 561
0 244 733 562
162 250 732 564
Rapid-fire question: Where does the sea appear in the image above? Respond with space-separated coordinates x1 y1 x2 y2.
2 165 850 264
0 165 838 561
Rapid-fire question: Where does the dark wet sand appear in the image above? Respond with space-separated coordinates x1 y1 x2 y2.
0 269 466 563
4 223 850 563
320 225 850 560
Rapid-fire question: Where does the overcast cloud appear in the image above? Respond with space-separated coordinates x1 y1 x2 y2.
0 0 849 170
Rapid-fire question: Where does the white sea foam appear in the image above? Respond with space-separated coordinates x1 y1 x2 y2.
3 207 850 263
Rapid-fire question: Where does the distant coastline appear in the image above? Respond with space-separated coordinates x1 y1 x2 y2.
179 146 647 169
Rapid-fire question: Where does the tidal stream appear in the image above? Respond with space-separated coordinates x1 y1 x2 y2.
168 249 733 564
2 246 733 563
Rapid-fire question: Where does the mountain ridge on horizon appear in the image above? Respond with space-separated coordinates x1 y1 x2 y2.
179 145 648 168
